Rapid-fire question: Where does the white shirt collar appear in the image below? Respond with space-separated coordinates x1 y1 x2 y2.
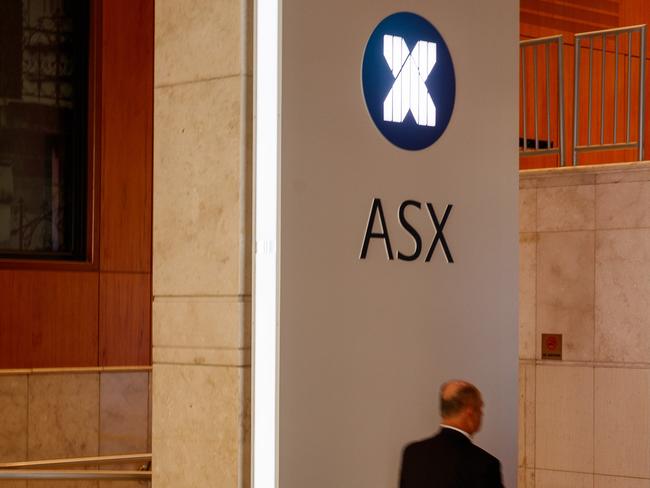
440 424 472 441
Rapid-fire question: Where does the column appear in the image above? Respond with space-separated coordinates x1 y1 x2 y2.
152 0 252 486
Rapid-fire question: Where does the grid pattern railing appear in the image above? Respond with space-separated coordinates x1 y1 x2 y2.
520 35 566 165
573 24 646 164
520 25 647 166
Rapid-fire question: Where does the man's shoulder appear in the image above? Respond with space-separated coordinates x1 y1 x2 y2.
403 429 468 455
468 442 501 467
400 433 504 487
401 433 445 457
402 435 437 452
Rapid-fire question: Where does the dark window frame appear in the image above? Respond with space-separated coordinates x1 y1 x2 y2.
0 0 100 271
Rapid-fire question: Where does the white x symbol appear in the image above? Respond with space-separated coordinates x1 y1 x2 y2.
383 35 437 127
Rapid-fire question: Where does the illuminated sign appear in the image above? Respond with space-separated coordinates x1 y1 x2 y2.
362 12 455 150
382 36 437 127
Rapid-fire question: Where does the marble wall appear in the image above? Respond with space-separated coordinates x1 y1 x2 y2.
0 370 150 488
152 0 252 487
518 162 650 488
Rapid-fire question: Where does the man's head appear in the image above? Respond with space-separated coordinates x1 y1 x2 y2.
439 380 484 436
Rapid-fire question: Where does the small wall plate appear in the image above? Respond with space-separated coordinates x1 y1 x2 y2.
541 333 562 360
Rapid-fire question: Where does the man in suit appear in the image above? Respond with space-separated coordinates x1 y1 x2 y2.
399 380 504 488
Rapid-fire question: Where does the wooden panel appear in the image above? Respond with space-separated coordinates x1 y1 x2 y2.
99 0 154 273
520 0 650 169
620 0 650 29
0 0 154 370
99 272 151 366
0 270 98 368
0 271 31 368
521 0 619 39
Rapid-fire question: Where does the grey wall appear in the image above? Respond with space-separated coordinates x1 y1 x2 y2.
279 1 519 486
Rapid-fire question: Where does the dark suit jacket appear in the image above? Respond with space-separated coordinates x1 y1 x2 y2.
399 427 504 488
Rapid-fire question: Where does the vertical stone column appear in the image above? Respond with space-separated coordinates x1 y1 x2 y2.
152 1 252 487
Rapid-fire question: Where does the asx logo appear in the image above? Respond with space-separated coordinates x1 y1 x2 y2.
362 12 455 150
382 35 437 127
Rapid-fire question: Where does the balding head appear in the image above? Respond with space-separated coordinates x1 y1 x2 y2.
440 380 480 417
439 380 484 435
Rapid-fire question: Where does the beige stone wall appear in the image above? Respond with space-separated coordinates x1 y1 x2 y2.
0 370 150 488
518 162 650 488
152 0 252 487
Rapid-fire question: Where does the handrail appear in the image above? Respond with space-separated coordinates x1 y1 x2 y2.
520 34 563 47
0 365 152 376
520 34 566 165
0 453 151 469
0 453 152 480
573 24 646 164
576 24 647 38
0 470 151 480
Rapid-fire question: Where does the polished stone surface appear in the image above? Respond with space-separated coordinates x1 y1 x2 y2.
0 372 152 488
596 166 650 184
519 177 537 189
594 368 650 478
517 468 535 488
155 0 246 85
535 172 596 188
597 181 650 229
152 3 251 487
519 234 536 360
0 376 27 463
520 162 650 488
594 475 650 488
537 185 595 231
518 366 525 469
100 373 149 457
519 189 536 233
535 469 593 488
153 297 250 349
26 374 100 488
535 365 593 472
153 76 245 297
153 347 249 367
537 231 595 361
521 363 535 468
28 374 99 460
152 364 246 488
595 229 650 363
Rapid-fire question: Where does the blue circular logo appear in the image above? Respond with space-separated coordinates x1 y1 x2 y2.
362 12 456 151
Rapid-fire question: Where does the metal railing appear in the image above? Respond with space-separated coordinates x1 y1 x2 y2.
573 24 646 164
520 34 566 165
0 453 151 481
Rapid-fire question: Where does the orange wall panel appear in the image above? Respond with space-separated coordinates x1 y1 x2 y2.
0 271 31 368
0 270 99 368
99 0 154 273
521 0 620 39
99 273 151 366
0 0 154 370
